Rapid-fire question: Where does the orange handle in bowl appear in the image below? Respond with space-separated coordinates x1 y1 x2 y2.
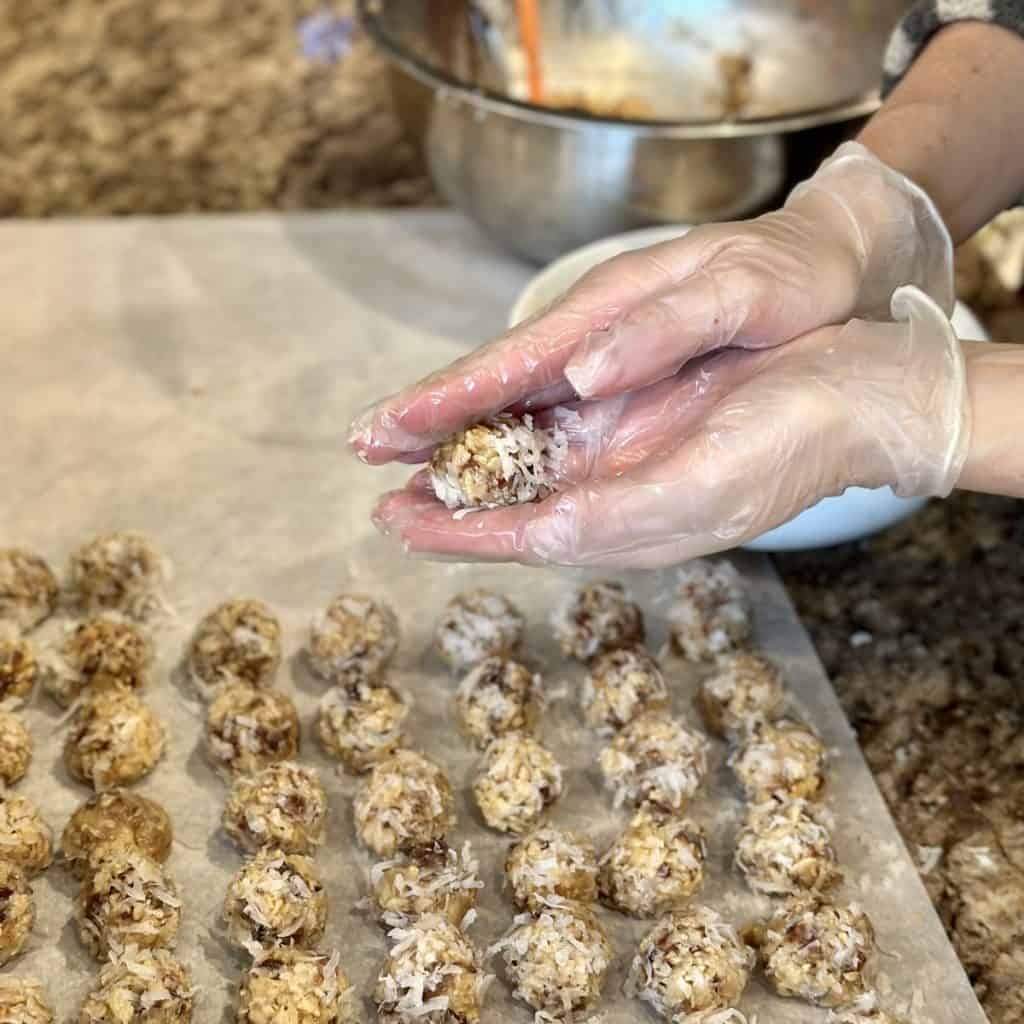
516 0 543 103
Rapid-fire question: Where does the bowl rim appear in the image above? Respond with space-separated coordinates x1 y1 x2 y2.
359 0 882 138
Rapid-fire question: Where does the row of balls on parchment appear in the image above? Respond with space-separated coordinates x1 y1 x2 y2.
0 536 198 1023
0 534 893 1024
343 567 904 1024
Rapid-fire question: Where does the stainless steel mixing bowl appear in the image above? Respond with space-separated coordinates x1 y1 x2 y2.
360 0 911 263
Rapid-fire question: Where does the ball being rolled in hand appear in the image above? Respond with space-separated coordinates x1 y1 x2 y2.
429 414 567 511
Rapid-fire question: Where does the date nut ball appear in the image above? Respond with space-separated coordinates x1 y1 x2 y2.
188 598 281 696
224 849 327 956
626 906 754 1023
0 626 38 703
504 826 598 913
205 682 300 779
73 846 181 960
668 559 751 661
435 589 524 670
0 794 53 877
78 949 194 1024
473 734 563 835
0 710 32 786
429 413 566 511
598 808 706 918
223 762 327 856
376 914 488 1024
237 949 355 1024
316 683 408 774
730 718 827 803
0 861 34 968
369 841 482 930
61 789 173 878
598 712 709 812
700 651 786 740
0 976 53 1024
65 690 166 790
582 647 669 735
68 532 167 620
749 895 875 1008
552 581 644 663
46 614 153 708
307 594 399 686
455 657 542 749
491 905 611 1020
354 750 455 858
736 798 841 896
0 548 58 631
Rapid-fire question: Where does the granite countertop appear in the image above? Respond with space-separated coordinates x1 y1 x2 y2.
0 3 1021 1020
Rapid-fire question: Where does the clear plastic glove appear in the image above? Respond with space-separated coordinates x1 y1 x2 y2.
372 287 970 569
349 143 952 465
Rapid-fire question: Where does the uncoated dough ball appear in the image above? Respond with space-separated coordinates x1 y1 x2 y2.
0 861 34 967
552 580 645 663
188 598 281 696
237 949 355 1024
61 789 173 878
0 794 53 876
73 846 181 960
0 625 39 703
504 826 598 912
205 682 300 779
735 798 841 896
429 413 566 510
491 905 611 1020
0 709 32 786
78 948 194 1024
598 712 709 812
224 849 327 956
45 614 153 708
749 895 875 1008
473 734 563 834
730 718 827 802
64 690 166 789
455 657 542 749
222 762 327 856
0 976 53 1024
316 682 408 774
354 750 455 857
582 647 669 735
626 905 754 1023
668 559 751 661
369 841 482 930
435 589 524 670
700 651 786 740
68 533 168 619
307 594 399 686
375 914 488 1024
0 548 58 631
598 807 706 918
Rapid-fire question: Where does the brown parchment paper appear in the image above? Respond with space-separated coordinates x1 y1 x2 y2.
0 212 986 1023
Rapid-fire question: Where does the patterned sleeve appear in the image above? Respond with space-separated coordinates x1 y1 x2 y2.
883 0 1024 95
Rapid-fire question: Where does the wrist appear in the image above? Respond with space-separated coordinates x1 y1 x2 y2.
957 341 1024 497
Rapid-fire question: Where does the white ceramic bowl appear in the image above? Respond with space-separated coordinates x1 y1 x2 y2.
509 225 988 552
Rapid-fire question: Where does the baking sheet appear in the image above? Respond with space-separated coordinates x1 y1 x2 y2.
0 211 987 1023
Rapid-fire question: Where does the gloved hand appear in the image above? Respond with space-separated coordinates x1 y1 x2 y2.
371 287 971 569
349 143 953 465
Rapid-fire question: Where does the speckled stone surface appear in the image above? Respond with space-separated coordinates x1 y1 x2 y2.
0 1 434 215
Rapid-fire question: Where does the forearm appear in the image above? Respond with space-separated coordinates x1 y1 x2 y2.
957 340 1024 496
858 21 1024 244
